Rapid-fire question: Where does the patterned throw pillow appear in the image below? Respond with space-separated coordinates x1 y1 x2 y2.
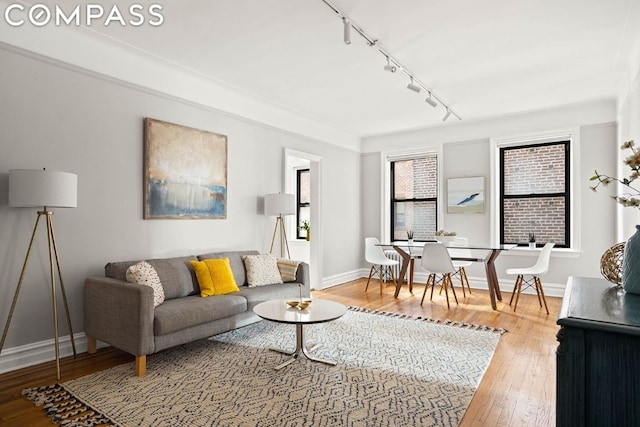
125 261 165 307
243 254 284 287
277 259 300 282
190 258 239 297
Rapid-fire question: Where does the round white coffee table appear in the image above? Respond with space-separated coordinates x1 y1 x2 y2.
253 299 347 370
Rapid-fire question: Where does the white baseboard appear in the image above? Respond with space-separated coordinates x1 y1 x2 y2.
0 333 89 374
319 269 364 289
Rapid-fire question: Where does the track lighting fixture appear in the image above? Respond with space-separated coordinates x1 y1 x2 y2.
343 17 351 45
426 93 437 107
407 77 421 93
321 0 460 121
384 56 396 73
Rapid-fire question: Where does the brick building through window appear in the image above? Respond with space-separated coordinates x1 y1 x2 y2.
500 141 569 247
391 156 438 241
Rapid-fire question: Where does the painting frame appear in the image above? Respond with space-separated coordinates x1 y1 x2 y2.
447 176 485 214
143 118 227 219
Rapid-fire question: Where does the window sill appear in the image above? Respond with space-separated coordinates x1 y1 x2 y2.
502 246 582 258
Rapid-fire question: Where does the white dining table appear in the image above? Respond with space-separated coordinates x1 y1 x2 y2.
378 241 516 310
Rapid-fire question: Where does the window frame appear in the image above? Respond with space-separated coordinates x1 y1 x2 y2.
499 140 570 248
491 130 580 252
296 168 310 240
390 155 439 242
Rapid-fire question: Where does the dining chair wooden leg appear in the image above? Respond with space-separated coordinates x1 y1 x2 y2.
440 274 450 309
533 276 543 307
513 275 524 312
379 265 384 294
430 274 437 302
448 274 459 305
421 274 433 305
509 275 521 305
365 266 376 291
536 276 550 314
461 267 471 295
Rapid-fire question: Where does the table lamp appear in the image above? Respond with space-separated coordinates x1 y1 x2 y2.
264 193 295 259
0 169 78 380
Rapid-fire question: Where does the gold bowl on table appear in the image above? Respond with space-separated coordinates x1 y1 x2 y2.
286 300 299 308
297 300 311 310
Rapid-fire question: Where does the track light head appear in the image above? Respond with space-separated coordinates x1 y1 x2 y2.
426 93 437 107
384 57 396 73
442 108 452 122
406 77 421 93
343 17 351 45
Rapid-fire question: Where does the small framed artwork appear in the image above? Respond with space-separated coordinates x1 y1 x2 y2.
144 118 227 219
447 176 485 214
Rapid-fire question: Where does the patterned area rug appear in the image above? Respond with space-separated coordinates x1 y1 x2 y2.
24 307 505 427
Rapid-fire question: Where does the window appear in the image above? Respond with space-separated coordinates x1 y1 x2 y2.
390 156 438 241
500 140 570 247
296 169 310 239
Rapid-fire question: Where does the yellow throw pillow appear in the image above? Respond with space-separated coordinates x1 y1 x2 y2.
190 260 216 297
204 258 239 295
190 258 239 297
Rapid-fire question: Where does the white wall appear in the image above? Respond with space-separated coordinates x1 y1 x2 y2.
0 46 361 366
360 101 619 294
617 55 640 239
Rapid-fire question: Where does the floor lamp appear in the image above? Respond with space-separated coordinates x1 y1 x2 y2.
0 169 78 380
265 193 295 259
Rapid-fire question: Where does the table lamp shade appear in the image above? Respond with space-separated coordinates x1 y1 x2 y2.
264 193 295 216
9 169 77 208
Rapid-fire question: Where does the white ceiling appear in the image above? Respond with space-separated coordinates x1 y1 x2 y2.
58 0 640 138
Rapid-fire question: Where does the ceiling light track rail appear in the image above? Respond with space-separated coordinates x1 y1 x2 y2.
320 0 461 122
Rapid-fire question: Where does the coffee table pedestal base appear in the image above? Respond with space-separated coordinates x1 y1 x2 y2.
270 323 336 370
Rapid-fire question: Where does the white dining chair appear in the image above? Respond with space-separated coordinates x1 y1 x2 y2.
419 243 458 309
506 242 555 314
364 237 399 293
448 237 473 297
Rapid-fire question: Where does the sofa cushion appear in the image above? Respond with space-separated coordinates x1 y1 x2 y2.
197 250 259 286
105 256 198 300
125 261 165 307
190 259 239 297
153 294 247 336
244 254 283 287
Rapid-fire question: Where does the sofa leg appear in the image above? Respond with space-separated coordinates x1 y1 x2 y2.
136 355 146 377
87 336 97 354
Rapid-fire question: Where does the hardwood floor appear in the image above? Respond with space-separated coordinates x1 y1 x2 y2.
0 279 560 426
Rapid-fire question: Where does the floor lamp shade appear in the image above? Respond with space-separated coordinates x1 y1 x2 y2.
264 193 295 216
265 193 295 259
9 169 77 208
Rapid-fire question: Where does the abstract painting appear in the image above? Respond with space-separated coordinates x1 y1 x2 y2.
447 176 485 214
144 118 227 219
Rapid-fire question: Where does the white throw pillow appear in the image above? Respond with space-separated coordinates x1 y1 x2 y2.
243 254 284 287
126 261 165 307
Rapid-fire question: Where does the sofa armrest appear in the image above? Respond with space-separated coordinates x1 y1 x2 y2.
84 277 155 357
295 262 311 298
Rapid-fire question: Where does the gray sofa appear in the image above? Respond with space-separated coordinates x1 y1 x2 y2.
84 250 310 376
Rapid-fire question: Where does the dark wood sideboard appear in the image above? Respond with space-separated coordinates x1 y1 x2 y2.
556 276 640 427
